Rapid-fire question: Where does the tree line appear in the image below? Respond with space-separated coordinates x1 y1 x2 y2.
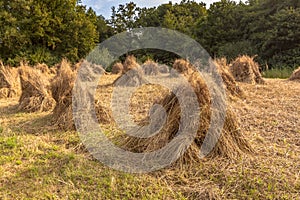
0 0 299 69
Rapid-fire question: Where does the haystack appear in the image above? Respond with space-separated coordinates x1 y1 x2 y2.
113 56 147 87
230 55 265 84
34 63 50 74
170 59 195 77
51 60 111 130
214 58 245 98
113 68 148 87
51 60 74 128
111 62 124 74
142 60 160 76
0 63 21 98
49 67 57 75
122 71 252 166
158 64 170 74
123 55 140 72
18 65 55 112
289 67 300 81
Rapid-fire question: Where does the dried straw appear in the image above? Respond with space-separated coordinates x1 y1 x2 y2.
18 65 55 112
289 67 300 81
230 55 265 84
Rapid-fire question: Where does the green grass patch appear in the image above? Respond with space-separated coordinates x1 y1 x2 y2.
262 67 294 79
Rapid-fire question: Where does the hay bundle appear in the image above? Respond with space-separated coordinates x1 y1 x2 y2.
230 55 265 84
214 58 245 98
51 60 76 130
289 67 300 81
111 62 124 74
123 55 140 72
0 64 21 98
170 59 195 77
122 71 252 165
51 60 111 130
113 67 148 87
142 60 160 76
18 65 55 112
113 56 147 87
34 63 50 74
158 64 170 74
49 67 57 75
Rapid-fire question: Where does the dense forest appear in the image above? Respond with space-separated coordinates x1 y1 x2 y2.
0 0 299 69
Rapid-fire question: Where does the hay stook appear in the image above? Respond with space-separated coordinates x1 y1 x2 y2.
111 62 124 74
113 56 147 87
142 60 160 76
0 63 21 98
123 55 140 72
170 59 195 77
230 55 265 84
122 70 252 167
289 67 300 81
213 58 245 98
51 60 111 130
18 65 55 112
158 64 170 74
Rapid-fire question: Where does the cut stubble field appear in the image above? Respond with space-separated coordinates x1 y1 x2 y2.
0 76 299 199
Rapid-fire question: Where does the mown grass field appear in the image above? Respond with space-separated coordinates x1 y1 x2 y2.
0 77 299 199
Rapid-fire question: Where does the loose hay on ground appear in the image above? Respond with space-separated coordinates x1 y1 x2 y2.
230 55 265 84
18 65 55 112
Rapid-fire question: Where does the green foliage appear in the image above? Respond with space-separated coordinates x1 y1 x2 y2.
0 0 98 66
0 0 299 70
241 0 300 68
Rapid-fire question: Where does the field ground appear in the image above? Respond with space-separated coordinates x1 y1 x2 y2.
0 77 299 199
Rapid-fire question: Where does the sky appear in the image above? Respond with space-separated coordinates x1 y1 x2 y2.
81 0 222 19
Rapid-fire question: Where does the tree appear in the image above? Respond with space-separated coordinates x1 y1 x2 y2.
0 0 98 65
109 2 140 33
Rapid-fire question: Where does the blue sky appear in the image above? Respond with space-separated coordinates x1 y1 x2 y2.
81 0 223 19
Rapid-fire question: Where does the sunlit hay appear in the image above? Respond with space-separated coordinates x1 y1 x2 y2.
0 63 21 99
51 60 110 130
49 67 57 75
95 100 113 124
213 58 245 98
289 67 300 81
18 65 55 112
170 59 195 77
158 64 170 74
34 63 50 74
142 60 160 76
112 62 124 74
73 61 82 71
113 68 148 87
50 59 75 130
122 71 252 167
230 55 265 84
123 55 140 72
